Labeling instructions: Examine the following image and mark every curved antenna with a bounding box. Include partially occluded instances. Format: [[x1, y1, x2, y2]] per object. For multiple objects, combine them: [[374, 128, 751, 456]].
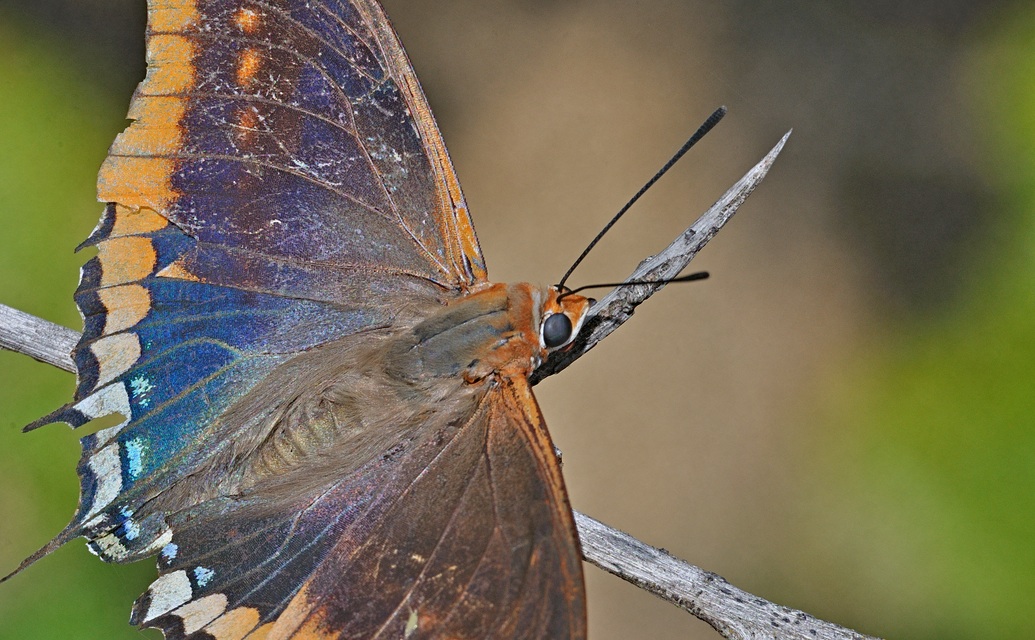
[[557, 271, 709, 302], [556, 106, 727, 289]]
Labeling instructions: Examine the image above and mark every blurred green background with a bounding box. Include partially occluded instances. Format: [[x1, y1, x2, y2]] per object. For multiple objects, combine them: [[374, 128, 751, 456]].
[[1, 1, 1032, 638]]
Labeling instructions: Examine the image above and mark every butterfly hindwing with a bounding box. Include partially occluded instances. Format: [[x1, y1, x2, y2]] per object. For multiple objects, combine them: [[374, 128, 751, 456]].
[[132, 378, 585, 640]]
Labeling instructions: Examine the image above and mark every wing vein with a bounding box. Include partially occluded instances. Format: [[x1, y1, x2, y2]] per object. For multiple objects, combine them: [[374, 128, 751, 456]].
[[368, 438, 490, 639]]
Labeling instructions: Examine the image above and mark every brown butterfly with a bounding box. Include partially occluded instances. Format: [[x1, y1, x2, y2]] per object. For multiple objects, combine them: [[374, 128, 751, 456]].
[[7, 0, 592, 637]]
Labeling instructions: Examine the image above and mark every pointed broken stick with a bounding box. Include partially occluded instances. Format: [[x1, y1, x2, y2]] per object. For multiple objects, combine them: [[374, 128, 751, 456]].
[[0, 133, 877, 640], [533, 131, 788, 383]]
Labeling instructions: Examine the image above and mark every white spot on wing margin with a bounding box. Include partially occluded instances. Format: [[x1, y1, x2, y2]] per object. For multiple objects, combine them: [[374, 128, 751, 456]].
[[144, 570, 194, 623], [172, 593, 229, 634], [84, 442, 122, 519], [92, 333, 142, 387], [75, 382, 131, 420], [76, 383, 131, 447]]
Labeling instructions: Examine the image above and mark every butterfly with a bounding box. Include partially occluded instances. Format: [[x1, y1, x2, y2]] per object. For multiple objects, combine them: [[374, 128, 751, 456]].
[[7, 0, 592, 637]]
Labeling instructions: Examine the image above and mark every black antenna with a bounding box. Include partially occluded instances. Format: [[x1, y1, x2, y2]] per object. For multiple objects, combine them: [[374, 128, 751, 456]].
[[557, 271, 709, 301], [556, 106, 727, 289]]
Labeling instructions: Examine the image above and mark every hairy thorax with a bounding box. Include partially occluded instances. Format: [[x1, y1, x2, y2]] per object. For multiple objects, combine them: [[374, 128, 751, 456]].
[[210, 283, 580, 498]]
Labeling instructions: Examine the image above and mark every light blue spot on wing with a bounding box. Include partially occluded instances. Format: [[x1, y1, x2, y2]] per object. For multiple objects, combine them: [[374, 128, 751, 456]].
[[121, 516, 140, 541], [129, 375, 155, 398], [161, 542, 178, 561], [194, 566, 215, 587], [125, 437, 146, 479]]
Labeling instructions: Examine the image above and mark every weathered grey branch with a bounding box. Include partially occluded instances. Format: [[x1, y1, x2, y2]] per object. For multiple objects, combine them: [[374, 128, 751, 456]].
[[0, 303, 77, 373], [0, 131, 878, 640], [531, 131, 791, 384], [576, 512, 876, 640]]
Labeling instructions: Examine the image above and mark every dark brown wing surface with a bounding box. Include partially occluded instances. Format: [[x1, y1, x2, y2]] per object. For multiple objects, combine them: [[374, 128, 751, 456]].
[[131, 377, 587, 639]]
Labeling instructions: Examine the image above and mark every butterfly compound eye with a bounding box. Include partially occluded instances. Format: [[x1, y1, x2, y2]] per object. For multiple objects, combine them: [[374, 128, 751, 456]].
[[542, 313, 573, 349]]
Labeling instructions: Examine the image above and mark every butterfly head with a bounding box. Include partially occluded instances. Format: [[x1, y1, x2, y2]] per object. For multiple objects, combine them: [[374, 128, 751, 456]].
[[539, 287, 592, 353]]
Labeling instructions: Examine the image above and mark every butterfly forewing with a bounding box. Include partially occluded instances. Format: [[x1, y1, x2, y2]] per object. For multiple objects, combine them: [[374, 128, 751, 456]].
[[100, 0, 486, 294]]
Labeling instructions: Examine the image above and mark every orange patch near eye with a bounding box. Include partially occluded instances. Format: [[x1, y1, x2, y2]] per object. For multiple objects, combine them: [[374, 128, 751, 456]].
[[237, 49, 262, 86], [150, 0, 200, 32], [235, 7, 261, 34], [97, 284, 152, 335], [110, 205, 168, 237], [98, 156, 178, 213], [96, 236, 158, 287], [144, 34, 196, 95]]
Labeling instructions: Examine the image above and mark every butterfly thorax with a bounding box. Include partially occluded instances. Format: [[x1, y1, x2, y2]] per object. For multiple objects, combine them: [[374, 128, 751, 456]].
[[390, 282, 589, 384]]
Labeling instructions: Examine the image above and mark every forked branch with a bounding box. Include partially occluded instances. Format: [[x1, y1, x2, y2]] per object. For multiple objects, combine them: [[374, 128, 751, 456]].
[[0, 132, 878, 639]]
